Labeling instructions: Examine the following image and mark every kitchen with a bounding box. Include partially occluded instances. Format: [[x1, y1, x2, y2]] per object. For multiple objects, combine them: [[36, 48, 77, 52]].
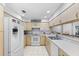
[[0, 3, 79, 56]]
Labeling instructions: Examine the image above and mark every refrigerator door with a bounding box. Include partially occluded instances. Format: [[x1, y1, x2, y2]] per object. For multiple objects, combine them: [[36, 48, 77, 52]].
[[8, 18, 24, 56]]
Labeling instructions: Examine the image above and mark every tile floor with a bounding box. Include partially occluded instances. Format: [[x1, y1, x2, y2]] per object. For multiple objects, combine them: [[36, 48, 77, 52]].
[[24, 46, 48, 56]]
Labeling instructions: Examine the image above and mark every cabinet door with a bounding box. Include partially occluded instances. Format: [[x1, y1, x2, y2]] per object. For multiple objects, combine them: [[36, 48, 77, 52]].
[[32, 22, 40, 28], [40, 23, 49, 30], [0, 32, 3, 56], [50, 41, 58, 56], [0, 5, 4, 56], [0, 5, 4, 31], [26, 22, 32, 30], [26, 35, 31, 46], [61, 4, 79, 23], [58, 48, 68, 56], [40, 36, 46, 46]]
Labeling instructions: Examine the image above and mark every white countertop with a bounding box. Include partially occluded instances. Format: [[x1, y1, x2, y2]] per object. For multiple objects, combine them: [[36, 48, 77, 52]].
[[47, 35, 79, 56]]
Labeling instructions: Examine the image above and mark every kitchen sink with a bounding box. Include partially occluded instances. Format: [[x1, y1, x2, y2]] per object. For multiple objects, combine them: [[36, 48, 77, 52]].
[[48, 36, 62, 40]]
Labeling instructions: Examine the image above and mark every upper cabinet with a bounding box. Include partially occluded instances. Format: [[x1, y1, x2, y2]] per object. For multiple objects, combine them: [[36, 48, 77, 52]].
[[49, 4, 79, 26], [26, 22, 32, 31], [32, 22, 40, 28], [0, 5, 4, 31], [49, 15, 61, 26], [24, 22, 32, 31], [40, 22, 49, 30], [61, 4, 79, 23]]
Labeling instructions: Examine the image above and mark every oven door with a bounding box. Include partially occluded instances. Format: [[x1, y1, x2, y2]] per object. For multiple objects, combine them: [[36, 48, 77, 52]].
[[31, 35, 40, 46]]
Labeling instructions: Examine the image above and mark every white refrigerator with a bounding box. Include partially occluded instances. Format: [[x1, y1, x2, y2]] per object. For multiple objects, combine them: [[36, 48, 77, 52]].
[[4, 17, 24, 56]]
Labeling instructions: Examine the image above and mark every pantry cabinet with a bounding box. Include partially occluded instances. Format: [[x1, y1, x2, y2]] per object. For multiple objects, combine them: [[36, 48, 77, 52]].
[[0, 5, 4, 31], [0, 32, 3, 56], [0, 5, 4, 56]]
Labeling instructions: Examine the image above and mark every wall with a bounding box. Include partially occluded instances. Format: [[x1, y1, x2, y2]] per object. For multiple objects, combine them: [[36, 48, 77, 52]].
[[0, 5, 4, 56]]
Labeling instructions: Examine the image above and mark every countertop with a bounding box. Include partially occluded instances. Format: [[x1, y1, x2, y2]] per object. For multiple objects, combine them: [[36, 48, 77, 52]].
[[47, 34, 79, 56]]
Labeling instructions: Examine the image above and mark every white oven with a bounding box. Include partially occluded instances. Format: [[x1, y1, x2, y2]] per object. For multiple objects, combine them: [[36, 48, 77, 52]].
[[31, 28, 40, 46]]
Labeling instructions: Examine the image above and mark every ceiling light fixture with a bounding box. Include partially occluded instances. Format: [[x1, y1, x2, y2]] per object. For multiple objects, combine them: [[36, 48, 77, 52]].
[[46, 10, 50, 14]]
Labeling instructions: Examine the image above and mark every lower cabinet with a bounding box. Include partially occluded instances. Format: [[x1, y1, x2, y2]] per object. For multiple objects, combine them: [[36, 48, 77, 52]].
[[40, 36, 46, 46], [26, 35, 31, 46], [45, 37, 51, 55], [45, 39, 68, 56], [58, 48, 68, 56], [49, 41, 58, 56], [0, 32, 3, 56]]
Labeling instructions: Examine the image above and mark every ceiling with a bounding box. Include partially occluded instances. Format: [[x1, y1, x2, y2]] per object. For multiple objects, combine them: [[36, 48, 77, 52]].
[[5, 3, 64, 20]]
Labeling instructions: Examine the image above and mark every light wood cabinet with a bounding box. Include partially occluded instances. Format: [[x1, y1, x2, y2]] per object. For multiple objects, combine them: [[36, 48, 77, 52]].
[[45, 37, 51, 55], [61, 4, 79, 23], [23, 22, 32, 31], [26, 22, 32, 31], [0, 32, 3, 56], [32, 22, 40, 28], [49, 4, 79, 26], [40, 22, 49, 30], [40, 36, 46, 46], [26, 35, 31, 46], [0, 5, 4, 56], [0, 5, 4, 31], [58, 48, 68, 56]]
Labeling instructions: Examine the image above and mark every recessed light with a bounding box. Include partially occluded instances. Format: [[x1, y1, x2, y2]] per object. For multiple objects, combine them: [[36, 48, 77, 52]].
[[46, 10, 50, 14]]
